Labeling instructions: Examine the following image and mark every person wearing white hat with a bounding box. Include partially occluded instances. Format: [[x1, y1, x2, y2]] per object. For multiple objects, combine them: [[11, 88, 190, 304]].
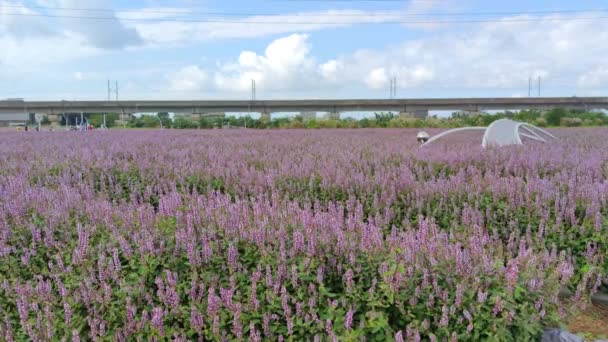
[[417, 131, 429, 143]]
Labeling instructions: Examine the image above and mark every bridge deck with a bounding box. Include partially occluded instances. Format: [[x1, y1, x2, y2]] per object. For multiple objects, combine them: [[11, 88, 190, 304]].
[[0, 97, 606, 115]]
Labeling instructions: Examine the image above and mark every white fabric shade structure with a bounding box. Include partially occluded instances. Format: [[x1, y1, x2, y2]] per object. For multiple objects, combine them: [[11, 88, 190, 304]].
[[421, 119, 557, 148]]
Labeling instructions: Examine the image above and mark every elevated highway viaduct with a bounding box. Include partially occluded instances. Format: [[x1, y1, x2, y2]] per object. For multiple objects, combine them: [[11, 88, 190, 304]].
[[0, 97, 606, 122]]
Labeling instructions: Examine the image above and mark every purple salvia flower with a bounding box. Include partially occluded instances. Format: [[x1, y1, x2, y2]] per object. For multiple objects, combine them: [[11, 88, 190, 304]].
[[493, 296, 503, 316], [343, 268, 354, 293], [212, 316, 220, 336], [151, 307, 164, 334], [232, 304, 243, 339], [325, 318, 332, 334], [228, 244, 238, 268], [207, 287, 220, 317], [72, 330, 80, 342], [262, 313, 271, 337], [477, 289, 488, 303], [345, 308, 354, 330], [291, 264, 298, 288], [439, 305, 449, 327], [63, 302, 72, 326], [190, 307, 203, 331]]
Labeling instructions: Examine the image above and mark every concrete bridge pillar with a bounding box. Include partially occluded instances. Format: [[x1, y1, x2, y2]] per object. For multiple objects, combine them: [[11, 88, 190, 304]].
[[413, 109, 428, 118], [300, 111, 316, 120], [200, 112, 226, 119], [460, 106, 482, 116], [260, 111, 271, 121], [115, 110, 130, 127], [463, 110, 482, 117], [399, 109, 428, 119], [327, 111, 340, 120], [398, 111, 412, 118], [47, 113, 62, 126]]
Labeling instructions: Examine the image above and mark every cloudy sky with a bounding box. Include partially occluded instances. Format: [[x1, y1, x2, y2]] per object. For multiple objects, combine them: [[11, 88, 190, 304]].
[[1, 0, 607, 100]]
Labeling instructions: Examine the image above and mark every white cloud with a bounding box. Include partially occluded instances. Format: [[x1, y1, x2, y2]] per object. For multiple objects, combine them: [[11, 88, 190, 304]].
[[0, 1, 56, 38], [0, 32, 97, 72], [116, 7, 192, 20], [577, 66, 608, 88], [168, 65, 208, 91], [47, 0, 142, 49], [4, 1, 608, 99], [129, 9, 421, 46], [126, 0, 449, 46], [366, 68, 389, 90], [161, 13, 608, 98], [319, 60, 343, 83], [0, 0, 142, 82], [1, 0, 142, 49], [214, 33, 318, 92]]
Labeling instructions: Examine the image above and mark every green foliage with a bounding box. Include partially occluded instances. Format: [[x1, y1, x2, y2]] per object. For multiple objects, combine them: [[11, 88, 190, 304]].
[[128, 114, 164, 128], [560, 117, 583, 127], [87, 113, 119, 128], [158, 112, 171, 125], [545, 108, 568, 126], [374, 112, 396, 128], [172, 109, 607, 130], [173, 117, 199, 129], [0, 214, 561, 341], [43, 109, 608, 131]]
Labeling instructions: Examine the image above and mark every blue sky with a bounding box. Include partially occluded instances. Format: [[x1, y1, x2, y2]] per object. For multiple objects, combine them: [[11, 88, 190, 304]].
[[1, 0, 608, 103]]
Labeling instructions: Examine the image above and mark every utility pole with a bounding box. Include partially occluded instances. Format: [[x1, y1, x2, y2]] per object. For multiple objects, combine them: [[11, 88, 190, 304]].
[[107, 80, 119, 100], [251, 79, 256, 101], [528, 76, 531, 97], [389, 77, 397, 99], [394, 77, 397, 97], [104, 80, 119, 129], [537, 76, 541, 97]]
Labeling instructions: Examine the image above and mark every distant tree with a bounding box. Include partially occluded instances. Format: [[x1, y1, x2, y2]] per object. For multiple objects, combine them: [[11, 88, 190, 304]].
[[88, 113, 119, 128], [173, 117, 198, 129], [374, 112, 395, 128], [128, 114, 162, 128], [158, 113, 171, 128], [358, 118, 372, 128], [544, 108, 567, 126], [198, 117, 214, 129]]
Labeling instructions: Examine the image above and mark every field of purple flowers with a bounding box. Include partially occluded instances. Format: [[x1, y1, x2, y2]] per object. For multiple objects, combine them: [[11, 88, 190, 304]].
[[0, 128, 606, 341]]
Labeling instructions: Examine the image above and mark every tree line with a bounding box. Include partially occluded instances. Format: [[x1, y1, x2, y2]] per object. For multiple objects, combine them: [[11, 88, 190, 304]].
[[39, 108, 608, 129]]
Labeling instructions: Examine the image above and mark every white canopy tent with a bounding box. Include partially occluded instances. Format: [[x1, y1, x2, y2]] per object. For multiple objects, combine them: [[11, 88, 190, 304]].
[[421, 119, 557, 148]]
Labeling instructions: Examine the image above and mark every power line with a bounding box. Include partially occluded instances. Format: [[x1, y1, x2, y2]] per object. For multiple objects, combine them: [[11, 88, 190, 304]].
[[284, 0, 431, 1], [1, 3, 605, 17], [1, 11, 608, 24]]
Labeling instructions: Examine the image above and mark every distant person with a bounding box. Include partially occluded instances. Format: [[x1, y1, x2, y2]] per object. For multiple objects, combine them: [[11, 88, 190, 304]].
[[24, 125, 28, 132]]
